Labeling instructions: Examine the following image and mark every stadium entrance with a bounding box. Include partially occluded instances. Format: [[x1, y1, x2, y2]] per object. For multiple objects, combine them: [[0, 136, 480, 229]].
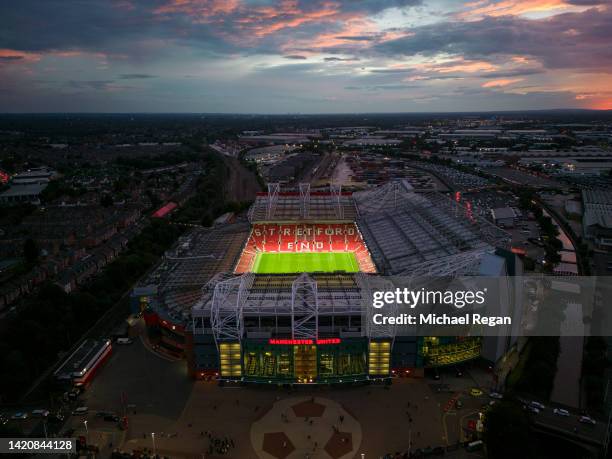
[[294, 344, 317, 383], [233, 338, 381, 384]]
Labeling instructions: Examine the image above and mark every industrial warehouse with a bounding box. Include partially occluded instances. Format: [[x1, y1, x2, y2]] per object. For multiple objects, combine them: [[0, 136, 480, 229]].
[[131, 180, 520, 384]]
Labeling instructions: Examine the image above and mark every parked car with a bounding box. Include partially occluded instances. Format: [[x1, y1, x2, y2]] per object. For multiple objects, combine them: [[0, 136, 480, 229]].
[[31, 409, 50, 418], [116, 338, 133, 345], [579, 416, 596, 425], [530, 401, 546, 410], [553, 408, 570, 417], [72, 407, 88, 416], [489, 391, 503, 400], [11, 412, 28, 420]]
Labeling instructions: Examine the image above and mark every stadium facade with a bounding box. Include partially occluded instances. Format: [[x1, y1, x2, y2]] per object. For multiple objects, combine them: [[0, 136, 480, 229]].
[[131, 180, 520, 385]]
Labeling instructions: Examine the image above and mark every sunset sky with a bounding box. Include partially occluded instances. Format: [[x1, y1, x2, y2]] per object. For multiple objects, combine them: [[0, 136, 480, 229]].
[[1, 0, 611, 113]]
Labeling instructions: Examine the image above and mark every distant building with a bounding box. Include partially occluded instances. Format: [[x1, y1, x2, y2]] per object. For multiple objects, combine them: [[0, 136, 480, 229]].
[[0, 183, 48, 205], [490, 207, 517, 228], [582, 190, 612, 251], [342, 138, 402, 147], [564, 200, 582, 218], [11, 166, 57, 185]]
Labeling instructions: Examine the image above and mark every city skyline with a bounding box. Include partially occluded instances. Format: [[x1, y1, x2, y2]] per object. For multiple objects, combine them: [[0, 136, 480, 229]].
[[1, 0, 612, 113]]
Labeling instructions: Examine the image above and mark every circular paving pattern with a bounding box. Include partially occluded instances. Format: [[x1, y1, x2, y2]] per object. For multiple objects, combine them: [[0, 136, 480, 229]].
[[251, 397, 362, 459]]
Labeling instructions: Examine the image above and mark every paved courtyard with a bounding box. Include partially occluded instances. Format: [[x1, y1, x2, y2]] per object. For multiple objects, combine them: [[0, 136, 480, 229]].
[[68, 338, 490, 458]]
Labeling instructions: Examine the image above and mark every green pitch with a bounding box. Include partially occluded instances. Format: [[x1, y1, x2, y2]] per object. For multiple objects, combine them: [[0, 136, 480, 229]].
[[252, 252, 359, 274]]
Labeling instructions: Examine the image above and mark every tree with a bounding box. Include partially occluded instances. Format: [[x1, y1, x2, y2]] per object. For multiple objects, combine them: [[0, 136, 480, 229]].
[[484, 402, 531, 458], [23, 238, 39, 264], [100, 193, 114, 207]]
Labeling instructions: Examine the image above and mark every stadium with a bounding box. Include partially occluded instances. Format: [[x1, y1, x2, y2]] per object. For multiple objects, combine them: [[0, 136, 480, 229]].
[[132, 180, 519, 384]]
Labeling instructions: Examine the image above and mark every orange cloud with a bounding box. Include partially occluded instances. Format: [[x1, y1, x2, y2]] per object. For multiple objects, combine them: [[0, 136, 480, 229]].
[[0, 49, 41, 63], [482, 78, 524, 87], [590, 99, 612, 110], [435, 60, 497, 73], [250, 3, 341, 38], [154, 0, 240, 18]]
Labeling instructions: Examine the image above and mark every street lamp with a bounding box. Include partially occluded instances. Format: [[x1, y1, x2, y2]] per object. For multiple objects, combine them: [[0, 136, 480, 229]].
[[408, 429, 412, 455], [151, 432, 156, 458]]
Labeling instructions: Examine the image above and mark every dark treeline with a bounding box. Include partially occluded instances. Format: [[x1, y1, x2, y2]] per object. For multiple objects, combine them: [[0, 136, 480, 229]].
[[174, 152, 234, 226], [2, 111, 612, 143], [114, 150, 200, 170], [0, 220, 183, 401]]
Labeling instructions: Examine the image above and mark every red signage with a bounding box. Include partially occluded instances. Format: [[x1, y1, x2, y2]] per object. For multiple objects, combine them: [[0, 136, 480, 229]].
[[269, 339, 313, 345], [268, 338, 342, 345], [316, 338, 341, 345]]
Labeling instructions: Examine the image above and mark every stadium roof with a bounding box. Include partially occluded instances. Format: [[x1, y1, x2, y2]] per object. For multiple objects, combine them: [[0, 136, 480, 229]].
[[137, 223, 250, 324], [139, 180, 510, 330], [354, 181, 509, 275], [248, 183, 357, 222]]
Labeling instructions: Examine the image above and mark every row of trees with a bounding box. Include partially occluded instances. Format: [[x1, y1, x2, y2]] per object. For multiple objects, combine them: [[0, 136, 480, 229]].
[[174, 152, 231, 227], [114, 150, 200, 170]]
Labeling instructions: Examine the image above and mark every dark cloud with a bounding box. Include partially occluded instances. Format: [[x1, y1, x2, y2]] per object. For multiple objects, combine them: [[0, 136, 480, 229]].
[[335, 35, 377, 41], [119, 73, 157, 79], [337, 0, 422, 13], [566, 0, 605, 4], [345, 83, 418, 91], [284, 55, 308, 60], [375, 7, 612, 71], [66, 80, 111, 90], [0, 56, 24, 61]]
